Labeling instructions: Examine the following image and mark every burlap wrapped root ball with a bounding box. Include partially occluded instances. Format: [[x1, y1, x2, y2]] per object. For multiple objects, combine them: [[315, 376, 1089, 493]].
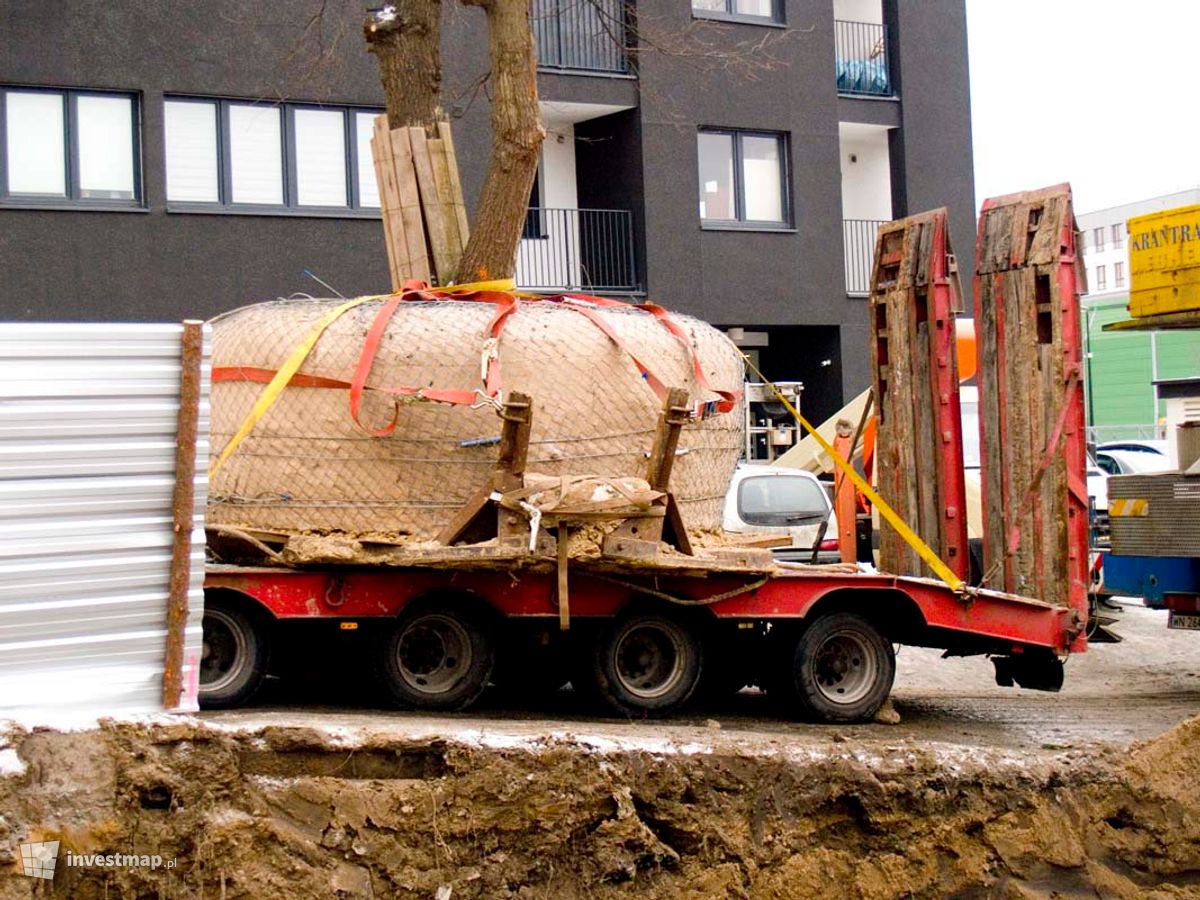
[[207, 296, 746, 539]]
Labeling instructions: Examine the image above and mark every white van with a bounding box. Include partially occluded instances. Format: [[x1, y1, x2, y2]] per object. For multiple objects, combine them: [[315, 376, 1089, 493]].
[[722, 464, 839, 563]]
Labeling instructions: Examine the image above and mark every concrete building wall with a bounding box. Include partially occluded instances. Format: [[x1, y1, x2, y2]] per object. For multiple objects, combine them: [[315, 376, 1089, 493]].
[[1, 0, 977, 418]]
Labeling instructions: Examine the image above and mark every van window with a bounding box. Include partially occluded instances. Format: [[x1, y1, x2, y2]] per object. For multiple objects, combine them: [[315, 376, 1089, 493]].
[[737, 475, 828, 526]]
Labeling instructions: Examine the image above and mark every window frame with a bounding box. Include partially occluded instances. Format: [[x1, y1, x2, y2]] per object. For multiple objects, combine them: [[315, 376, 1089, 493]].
[[1096, 264, 1107, 290], [698, 127, 791, 230], [0, 85, 143, 209], [1111, 223, 1124, 248], [691, 0, 785, 27], [1114, 260, 1125, 288], [1093, 227, 1104, 252], [164, 95, 383, 217]]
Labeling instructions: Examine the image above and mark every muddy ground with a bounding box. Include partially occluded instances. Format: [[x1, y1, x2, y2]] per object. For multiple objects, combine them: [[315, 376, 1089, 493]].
[[2, 602, 1198, 898]]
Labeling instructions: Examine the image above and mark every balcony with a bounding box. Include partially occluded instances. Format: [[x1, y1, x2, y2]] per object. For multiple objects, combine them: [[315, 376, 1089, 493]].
[[533, 0, 629, 75], [516, 207, 638, 293], [834, 19, 891, 97], [843, 218, 885, 296]]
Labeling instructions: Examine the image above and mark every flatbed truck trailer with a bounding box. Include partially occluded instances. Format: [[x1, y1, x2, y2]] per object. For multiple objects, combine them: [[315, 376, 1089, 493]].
[[201, 560, 1080, 724], [197, 192, 1090, 724]]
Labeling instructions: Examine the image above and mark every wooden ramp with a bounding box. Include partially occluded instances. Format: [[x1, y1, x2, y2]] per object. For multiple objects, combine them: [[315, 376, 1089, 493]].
[[868, 208, 969, 581], [973, 184, 1088, 634]]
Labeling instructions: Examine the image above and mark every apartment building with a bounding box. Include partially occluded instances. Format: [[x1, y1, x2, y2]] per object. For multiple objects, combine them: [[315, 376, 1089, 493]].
[[0, 0, 975, 423]]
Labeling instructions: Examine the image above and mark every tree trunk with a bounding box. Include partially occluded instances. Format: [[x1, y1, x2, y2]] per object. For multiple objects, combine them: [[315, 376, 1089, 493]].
[[453, 0, 544, 283], [364, 2, 443, 132]]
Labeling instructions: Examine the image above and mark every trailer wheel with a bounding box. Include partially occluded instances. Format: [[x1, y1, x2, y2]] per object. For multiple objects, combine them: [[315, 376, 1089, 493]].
[[774, 612, 894, 723], [590, 611, 702, 717], [200, 596, 269, 709], [379, 598, 494, 711]]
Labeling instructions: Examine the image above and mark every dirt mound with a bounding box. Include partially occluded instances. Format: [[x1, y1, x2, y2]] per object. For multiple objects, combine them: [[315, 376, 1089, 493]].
[[2, 717, 1199, 898]]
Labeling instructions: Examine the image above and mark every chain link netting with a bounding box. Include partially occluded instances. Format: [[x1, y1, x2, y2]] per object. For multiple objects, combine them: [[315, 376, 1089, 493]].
[[208, 298, 745, 539]]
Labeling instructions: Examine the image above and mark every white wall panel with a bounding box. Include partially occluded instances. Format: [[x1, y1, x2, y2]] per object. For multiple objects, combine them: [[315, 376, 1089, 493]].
[[0, 323, 209, 724]]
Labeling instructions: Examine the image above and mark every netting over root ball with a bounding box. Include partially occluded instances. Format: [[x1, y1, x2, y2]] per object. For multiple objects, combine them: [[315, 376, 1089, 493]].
[[207, 294, 746, 539]]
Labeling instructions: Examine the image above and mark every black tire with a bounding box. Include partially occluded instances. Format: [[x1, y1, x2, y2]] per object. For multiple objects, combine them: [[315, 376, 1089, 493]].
[[199, 595, 269, 709], [378, 597, 495, 711], [589, 610, 703, 717], [771, 612, 894, 723]]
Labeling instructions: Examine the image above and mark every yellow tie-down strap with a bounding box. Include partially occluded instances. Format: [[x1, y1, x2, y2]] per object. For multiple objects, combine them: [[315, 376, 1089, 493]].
[[209, 278, 518, 478], [742, 355, 966, 593]]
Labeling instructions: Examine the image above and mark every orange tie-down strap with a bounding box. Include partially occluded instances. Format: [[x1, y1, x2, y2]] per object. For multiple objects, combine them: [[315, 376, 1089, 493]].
[[212, 283, 741, 438]]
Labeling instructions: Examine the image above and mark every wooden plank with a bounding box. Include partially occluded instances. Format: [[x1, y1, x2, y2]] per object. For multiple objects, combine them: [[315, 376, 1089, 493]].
[[494, 392, 533, 489], [609, 387, 691, 551], [913, 317, 938, 575], [437, 119, 471, 249], [975, 185, 1085, 612], [978, 274, 1007, 581], [1012, 266, 1038, 595], [162, 320, 204, 710], [371, 115, 408, 291], [663, 495, 694, 556], [390, 126, 432, 284], [436, 392, 533, 546], [557, 522, 570, 631], [409, 126, 453, 283], [428, 136, 465, 272], [434, 490, 494, 547]]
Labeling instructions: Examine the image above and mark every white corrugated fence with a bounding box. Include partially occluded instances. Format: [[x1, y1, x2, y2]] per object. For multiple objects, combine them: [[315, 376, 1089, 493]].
[[0, 323, 209, 723]]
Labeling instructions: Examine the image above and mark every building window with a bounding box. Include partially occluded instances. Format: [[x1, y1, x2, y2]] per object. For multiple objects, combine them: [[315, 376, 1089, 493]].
[[1093, 227, 1104, 252], [1114, 261, 1125, 288], [1111, 223, 1123, 248], [1, 87, 140, 206], [692, 0, 782, 25], [164, 97, 382, 212], [697, 129, 789, 227], [1096, 264, 1107, 290]]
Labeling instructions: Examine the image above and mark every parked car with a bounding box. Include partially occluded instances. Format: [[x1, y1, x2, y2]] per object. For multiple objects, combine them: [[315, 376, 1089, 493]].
[[1095, 447, 1173, 476], [1096, 439, 1168, 458], [722, 464, 839, 563]]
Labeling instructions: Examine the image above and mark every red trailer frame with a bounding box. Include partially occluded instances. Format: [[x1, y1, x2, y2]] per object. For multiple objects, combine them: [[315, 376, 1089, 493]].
[[203, 560, 1081, 723], [206, 565, 1077, 652]]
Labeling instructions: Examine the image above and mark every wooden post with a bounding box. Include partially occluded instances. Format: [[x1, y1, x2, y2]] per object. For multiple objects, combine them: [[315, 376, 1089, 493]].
[[557, 522, 570, 631], [162, 320, 204, 709], [435, 392, 533, 547], [605, 388, 694, 556]]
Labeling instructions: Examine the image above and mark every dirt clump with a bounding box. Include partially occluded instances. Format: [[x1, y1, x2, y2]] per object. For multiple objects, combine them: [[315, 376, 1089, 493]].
[[1, 716, 1199, 898]]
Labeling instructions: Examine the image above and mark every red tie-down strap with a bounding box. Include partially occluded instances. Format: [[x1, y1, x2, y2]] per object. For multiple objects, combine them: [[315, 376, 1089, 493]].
[[557, 293, 742, 417], [345, 282, 518, 435], [213, 284, 741, 436]]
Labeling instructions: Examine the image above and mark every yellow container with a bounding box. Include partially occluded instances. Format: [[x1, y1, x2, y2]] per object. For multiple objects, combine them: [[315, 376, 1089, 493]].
[[1127, 203, 1200, 317]]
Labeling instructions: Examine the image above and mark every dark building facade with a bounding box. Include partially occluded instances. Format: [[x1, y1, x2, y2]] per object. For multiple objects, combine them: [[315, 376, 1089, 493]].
[[0, 0, 974, 423]]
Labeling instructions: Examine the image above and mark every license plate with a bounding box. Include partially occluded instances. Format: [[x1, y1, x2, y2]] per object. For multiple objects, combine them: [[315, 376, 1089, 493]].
[[1167, 612, 1200, 631]]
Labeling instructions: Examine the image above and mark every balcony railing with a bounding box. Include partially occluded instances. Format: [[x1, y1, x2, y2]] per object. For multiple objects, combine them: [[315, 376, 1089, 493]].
[[843, 218, 886, 295], [517, 207, 638, 293], [533, 0, 629, 74], [835, 20, 891, 96]]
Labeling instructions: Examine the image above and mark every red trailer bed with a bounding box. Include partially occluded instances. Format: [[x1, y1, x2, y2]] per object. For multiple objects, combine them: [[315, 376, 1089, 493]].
[[202, 561, 1079, 723]]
